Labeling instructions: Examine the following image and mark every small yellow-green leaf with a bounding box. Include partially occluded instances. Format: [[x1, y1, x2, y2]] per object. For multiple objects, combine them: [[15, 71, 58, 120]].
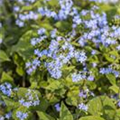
[[1, 72, 13, 82], [37, 111, 55, 120], [79, 116, 105, 120], [60, 102, 73, 120], [0, 50, 10, 62]]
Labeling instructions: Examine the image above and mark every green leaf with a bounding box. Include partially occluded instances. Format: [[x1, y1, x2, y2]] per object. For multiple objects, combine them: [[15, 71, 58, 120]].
[[62, 66, 75, 71], [45, 80, 63, 92], [13, 53, 24, 76], [109, 85, 119, 93], [55, 21, 72, 32], [0, 50, 10, 62], [11, 30, 34, 60], [66, 87, 79, 106], [60, 102, 73, 120], [16, 66, 24, 76], [48, 0, 58, 6], [1, 72, 13, 83], [100, 4, 118, 20], [106, 74, 116, 85], [104, 54, 114, 62], [17, 87, 28, 97], [79, 116, 105, 120], [37, 111, 55, 120], [86, 81, 97, 90], [2, 96, 19, 110], [34, 97, 49, 112], [40, 22, 53, 31], [21, 5, 33, 11], [87, 96, 116, 120], [114, 109, 120, 120]]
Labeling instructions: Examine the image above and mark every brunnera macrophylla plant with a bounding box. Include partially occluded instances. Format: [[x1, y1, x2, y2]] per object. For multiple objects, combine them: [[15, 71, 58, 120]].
[[1, 0, 120, 120]]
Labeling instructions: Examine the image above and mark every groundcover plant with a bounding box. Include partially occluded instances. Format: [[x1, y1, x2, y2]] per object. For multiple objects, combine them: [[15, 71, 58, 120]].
[[1, 0, 120, 120]]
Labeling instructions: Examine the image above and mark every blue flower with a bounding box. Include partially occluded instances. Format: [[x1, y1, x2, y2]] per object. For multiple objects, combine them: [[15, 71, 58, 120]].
[[19, 99, 25, 104], [91, 50, 96, 55], [13, 6, 20, 12], [73, 15, 82, 25], [0, 38, 2, 44], [31, 38, 37, 46], [55, 103, 60, 112], [118, 101, 120, 107], [87, 75, 94, 81], [16, 111, 28, 120], [38, 28, 46, 35], [16, 20, 24, 27], [0, 82, 12, 97], [92, 63, 97, 67], [72, 72, 84, 82], [5, 112, 12, 119], [19, 89, 40, 108], [32, 59, 40, 67], [116, 45, 120, 50], [79, 91, 87, 98], [78, 103, 88, 111], [0, 116, 4, 120], [75, 51, 87, 63], [50, 29, 57, 38]]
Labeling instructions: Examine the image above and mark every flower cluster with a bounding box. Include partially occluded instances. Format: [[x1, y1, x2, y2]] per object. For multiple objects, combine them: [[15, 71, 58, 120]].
[[13, 0, 38, 27], [0, 112, 12, 120], [100, 67, 119, 77], [72, 71, 94, 82], [78, 8, 120, 48], [24, 2, 120, 81], [78, 103, 88, 112], [26, 58, 40, 75], [38, 0, 73, 20], [16, 111, 28, 120], [0, 82, 18, 97], [0, 83, 39, 119], [79, 89, 95, 99], [0, 82, 13, 97], [26, 27, 88, 79], [19, 89, 40, 108], [16, 11, 38, 27]]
